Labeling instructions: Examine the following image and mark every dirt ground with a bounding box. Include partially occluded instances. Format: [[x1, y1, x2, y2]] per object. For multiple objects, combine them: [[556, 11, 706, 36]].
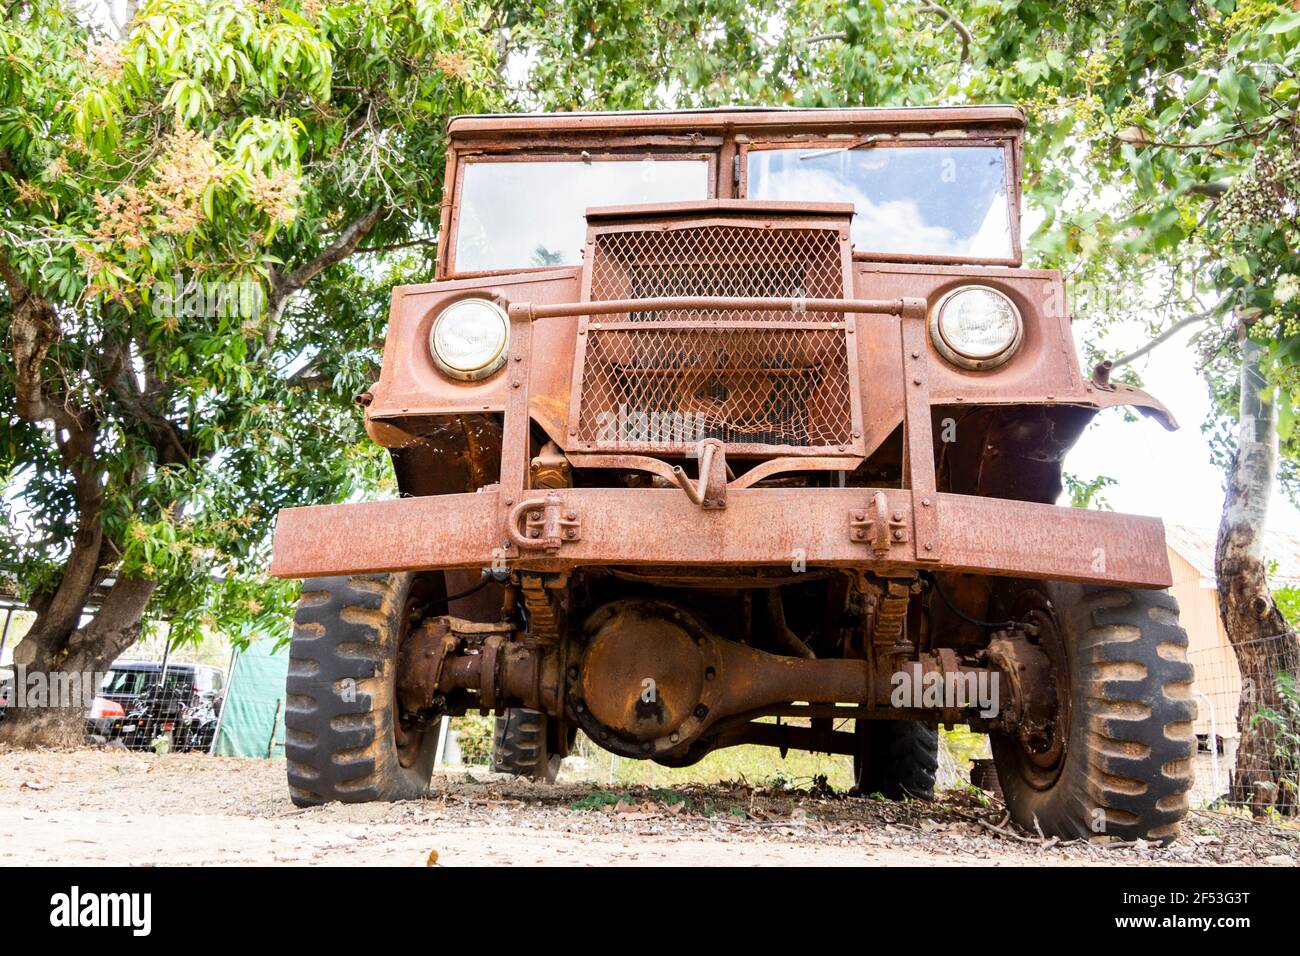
[[3, 747, 1299, 867]]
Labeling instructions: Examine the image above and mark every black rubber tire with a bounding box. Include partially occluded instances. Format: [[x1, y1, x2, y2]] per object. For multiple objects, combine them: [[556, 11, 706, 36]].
[[989, 582, 1195, 843], [853, 720, 939, 801], [492, 708, 562, 783], [285, 574, 437, 806]]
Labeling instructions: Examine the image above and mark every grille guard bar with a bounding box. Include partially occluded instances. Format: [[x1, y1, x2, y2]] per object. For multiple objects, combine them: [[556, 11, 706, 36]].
[[271, 292, 1174, 589], [507, 295, 925, 321]]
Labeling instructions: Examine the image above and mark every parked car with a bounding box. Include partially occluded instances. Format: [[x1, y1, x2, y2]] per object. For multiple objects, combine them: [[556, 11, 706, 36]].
[[85, 661, 225, 746]]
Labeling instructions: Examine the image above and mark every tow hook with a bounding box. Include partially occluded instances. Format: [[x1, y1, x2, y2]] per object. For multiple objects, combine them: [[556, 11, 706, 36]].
[[507, 493, 581, 551], [671, 438, 727, 510]]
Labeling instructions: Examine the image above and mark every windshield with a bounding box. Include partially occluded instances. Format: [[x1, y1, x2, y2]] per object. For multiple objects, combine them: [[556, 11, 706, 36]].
[[101, 669, 152, 696], [100, 667, 195, 697], [453, 157, 711, 272], [747, 144, 1013, 260]]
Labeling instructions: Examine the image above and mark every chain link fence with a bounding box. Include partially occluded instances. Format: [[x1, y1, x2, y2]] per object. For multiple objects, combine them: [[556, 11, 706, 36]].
[[1189, 633, 1300, 816]]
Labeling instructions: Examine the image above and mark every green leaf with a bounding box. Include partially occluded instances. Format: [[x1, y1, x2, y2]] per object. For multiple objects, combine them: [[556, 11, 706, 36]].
[[1279, 399, 1295, 442], [1218, 66, 1240, 108], [1264, 11, 1300, 35]]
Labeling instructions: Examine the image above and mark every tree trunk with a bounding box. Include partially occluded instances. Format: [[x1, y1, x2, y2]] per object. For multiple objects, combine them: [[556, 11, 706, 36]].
[[0, 575, 157, 748], [1215, 333, 1300, 815], [0, 463, 106, 748], [1, 252, 166, 748]]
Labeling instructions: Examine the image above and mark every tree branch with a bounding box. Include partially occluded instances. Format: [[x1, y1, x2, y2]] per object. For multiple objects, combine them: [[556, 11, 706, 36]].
[[1107, 297, 1229, 370], [106, 342, 192, 466], [107, 0, 142, 39], [356, 235, 438, 254], [266, 204, 385, 339], [0, 250, 86, 433], [918, 3, 972, 63], [1117, 115, 1283, 151], [71, 574, 157, 668], [803, 1, 974, 61]]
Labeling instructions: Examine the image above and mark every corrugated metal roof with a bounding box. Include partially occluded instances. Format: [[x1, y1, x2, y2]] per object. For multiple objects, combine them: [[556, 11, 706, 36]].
[[1166, 524, 1300, 588]]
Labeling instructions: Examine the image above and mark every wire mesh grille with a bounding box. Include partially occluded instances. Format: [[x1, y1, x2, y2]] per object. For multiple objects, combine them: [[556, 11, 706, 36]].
[[576, 222, 854, 449], [576, 326, 853, 447], [589, 224, 845, 308]]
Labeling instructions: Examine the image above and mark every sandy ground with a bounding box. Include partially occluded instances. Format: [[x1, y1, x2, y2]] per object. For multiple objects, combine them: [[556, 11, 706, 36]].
[[3, 747, 1299, 867]]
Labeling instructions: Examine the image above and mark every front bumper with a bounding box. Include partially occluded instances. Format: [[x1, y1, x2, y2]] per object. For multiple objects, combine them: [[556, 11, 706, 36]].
[[270, 485, 1172, 588]]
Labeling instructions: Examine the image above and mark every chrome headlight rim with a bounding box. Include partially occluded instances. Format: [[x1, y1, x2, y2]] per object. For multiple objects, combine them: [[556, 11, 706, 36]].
[[429, 297, 510, 382], [928, 285, 1023, 371]]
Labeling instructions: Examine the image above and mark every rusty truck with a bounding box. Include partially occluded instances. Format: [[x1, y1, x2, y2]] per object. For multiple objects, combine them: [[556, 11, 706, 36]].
[[271, 107, 1195, 842]]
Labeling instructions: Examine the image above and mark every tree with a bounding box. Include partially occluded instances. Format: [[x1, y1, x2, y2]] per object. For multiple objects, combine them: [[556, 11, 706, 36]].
[[966, 0, 1300, 814], [0, 0, 498, 745], [494, 0, 976, 111]]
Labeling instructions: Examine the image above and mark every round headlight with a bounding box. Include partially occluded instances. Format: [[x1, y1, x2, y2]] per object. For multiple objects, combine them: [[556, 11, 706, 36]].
[[429, 298, 509, 381], [930, 286, 1023, 370]]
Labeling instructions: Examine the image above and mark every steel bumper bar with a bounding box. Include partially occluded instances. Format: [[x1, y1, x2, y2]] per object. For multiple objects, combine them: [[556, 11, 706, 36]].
[[269, 487, 1172, 588]]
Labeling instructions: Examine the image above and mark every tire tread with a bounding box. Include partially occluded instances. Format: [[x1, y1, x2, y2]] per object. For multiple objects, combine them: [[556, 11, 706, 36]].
[[285, 574, 433, 806]]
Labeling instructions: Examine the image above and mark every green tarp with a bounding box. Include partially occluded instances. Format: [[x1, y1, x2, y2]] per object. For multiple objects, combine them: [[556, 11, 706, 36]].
[[213, 638, 287, 758]]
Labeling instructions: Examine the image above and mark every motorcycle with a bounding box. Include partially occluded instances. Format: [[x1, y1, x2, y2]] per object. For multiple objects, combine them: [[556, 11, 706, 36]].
[[119, 680, 217, 753]]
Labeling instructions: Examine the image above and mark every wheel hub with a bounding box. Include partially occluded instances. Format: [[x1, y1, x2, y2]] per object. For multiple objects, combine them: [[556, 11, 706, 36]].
[[394, 592, 437, 768], [987, 596, 1069, 787]]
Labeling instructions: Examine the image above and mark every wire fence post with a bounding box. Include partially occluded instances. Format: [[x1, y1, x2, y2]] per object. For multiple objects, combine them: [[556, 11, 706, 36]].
[[1193, 689, 1219, 799], [208, 646, 238, 755], [433, 716, 450, 769]]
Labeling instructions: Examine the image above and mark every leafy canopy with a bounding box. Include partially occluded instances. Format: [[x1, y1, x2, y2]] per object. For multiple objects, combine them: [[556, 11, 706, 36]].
[[0, 0, 499, 644]]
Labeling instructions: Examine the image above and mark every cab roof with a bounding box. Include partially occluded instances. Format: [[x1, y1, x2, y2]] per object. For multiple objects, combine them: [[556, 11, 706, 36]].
[[448, 105, 1025, 139]]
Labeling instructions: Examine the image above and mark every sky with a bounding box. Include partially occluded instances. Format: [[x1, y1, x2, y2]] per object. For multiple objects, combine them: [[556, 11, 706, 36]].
[[1064, 323, 1300, 535]]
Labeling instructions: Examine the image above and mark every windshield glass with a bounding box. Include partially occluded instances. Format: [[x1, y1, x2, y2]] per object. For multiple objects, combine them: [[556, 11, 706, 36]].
[[747, 144, 1013, 259], [454, 158, 711, 272], [100, 667, 197, 697], [101, 669, 152, 696]]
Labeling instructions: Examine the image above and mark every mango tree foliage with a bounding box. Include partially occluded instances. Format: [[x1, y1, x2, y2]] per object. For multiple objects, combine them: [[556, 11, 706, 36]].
[[0, 0, 498, 746], [496, 0, 978, 110], [965, 0, 1297, 424]]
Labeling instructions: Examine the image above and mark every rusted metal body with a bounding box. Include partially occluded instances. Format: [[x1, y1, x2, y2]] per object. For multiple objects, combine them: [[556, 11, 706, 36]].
[[272, 106, 1181, 766]]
